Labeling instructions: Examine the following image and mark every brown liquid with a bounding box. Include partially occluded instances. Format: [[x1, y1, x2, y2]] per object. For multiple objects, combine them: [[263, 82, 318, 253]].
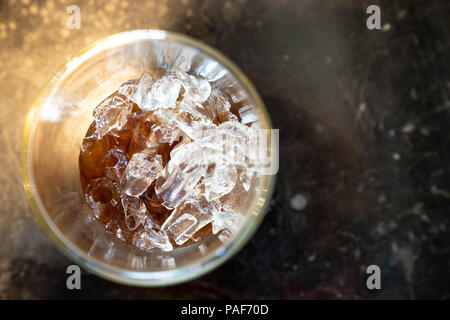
[[79, 92, 211, 248]]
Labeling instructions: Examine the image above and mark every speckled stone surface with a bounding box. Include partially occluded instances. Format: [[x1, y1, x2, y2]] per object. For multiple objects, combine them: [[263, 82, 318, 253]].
[[0, 0, 449, 299]]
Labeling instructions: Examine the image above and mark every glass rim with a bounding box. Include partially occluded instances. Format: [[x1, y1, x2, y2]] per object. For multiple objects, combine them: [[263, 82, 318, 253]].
[[21, 29, 276, 286]]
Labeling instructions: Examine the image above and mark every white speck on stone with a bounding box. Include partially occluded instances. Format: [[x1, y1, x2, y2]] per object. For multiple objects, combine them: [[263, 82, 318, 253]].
[[402, 123, 415, 133], [290, 193, 308, 211], [420, 127, 430, 136], [382, 23, 391, 31], [410, 88, 419, 100], [378, 194, 386, 203], [358, 102, 367, 112], [393, 153, 401, 160], [397, 10, 407, 20]]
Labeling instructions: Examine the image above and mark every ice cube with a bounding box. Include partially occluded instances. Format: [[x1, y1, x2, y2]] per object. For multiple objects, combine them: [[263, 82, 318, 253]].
[[133, 229, 173, 252], [152, 105, 214, 141], [134, 72, 157, 108], [218, 121, 250, 142], [217, 108, 238, 123], [217, 121, 250, 166], [155, 164, 206, 209], [212, 210, 241, 234], [165, 213, 197, 244], [128, 121, 160, 155], [118, 79, 138, 102], [189, 121, 216, 140], [167, 141, 204, 173], [178, 98, 212, 122], [162, 193, 220, 245], [92, 201, 117, 225], [85, 177, 120, 209], [102, 148, 128, 182], [171, 110, 201, 140], [122, 152, 163, 197], [140, 74, 182, 110], [149, 107, 192, 140], [202, 89, 231, 123], [103, 116, 137, 151], [238, 105, 258, 125], [237, 166, 254, 191], [149, 122, 181, 145], [176, 71, 211, 102], [93, 93, 133, 139], [219, 179, 249, 214], [204, 164, 238, 201], [121, 194, 148, 230]]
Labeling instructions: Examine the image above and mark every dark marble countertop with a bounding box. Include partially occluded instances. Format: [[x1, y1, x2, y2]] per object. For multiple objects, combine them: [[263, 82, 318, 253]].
[[0, 0, 449, 299]]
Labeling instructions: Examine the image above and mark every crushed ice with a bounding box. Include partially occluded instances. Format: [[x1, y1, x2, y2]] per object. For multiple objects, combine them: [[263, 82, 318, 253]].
[[89, 71, 262, 251]]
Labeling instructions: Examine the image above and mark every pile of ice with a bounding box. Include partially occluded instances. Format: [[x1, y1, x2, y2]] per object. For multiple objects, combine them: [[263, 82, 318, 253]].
[[92, 71, 262, 252]]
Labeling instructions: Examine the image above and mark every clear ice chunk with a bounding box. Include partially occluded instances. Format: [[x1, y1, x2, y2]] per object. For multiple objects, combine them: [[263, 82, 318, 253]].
[[212, 210, 241, 234], [140, 74, 182, 111], [165, 213, 197, 244], [162, 192, 220, 245], [218, 121, 250, 142], [133, 229, 173, 252], [149, 122, 181, 144], [93, 94, 133, 139], [190, 122, 218, 142], [150, 107, 194, 140], [121, 194, 148, 230], [176, 71, 211, 103], [122, 152, 163, 197], [167, 141, 204, 173], [128, 121, 159, 155], [152, 104, 214, 141], [202, 89, 232, 123], [217, 121, 250, 166], [102, 148, 128, 182], [219, 179, 249, 214], [134, 72, 157, 108], [237, 166, 254, 192], [155, 164, 206, 209], [171, 110, 202, 140], [238, 105, 258, 125], [85, 177, 120, 208], [178, 98, 212, 122], [217, 108, 239, 123], [204, 164, 238, 201], [118, 79, 138, 102]]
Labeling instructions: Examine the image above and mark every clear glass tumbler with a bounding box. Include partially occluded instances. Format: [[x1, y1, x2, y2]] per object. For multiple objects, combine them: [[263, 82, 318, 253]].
[[22, 30, 275, 286]]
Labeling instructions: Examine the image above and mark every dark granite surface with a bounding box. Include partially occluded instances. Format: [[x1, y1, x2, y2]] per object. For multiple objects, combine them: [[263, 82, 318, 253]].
[[0, 0, 449, 299]]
